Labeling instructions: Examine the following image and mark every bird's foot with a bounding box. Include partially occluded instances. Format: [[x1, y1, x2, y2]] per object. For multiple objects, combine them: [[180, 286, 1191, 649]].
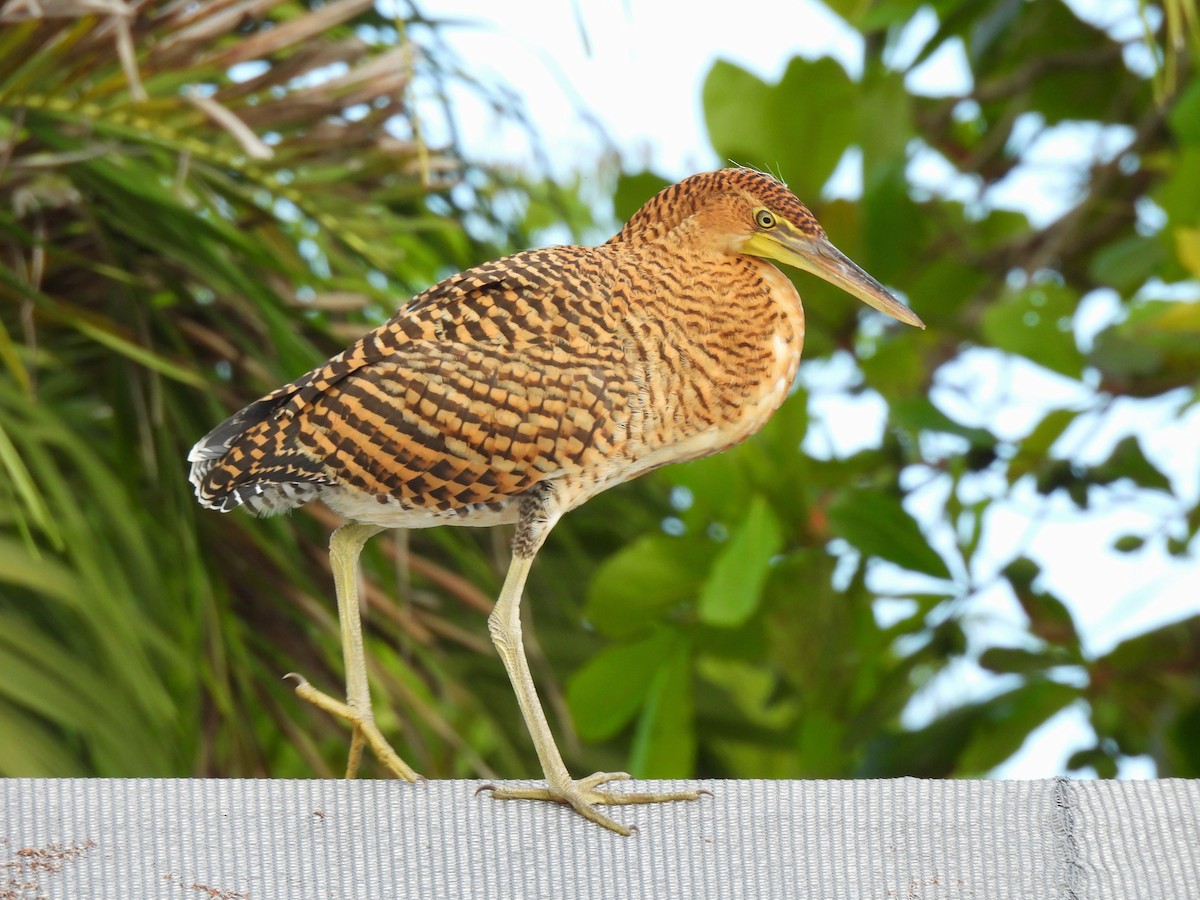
[[285, 673, 421, 782], [478, 771, 706, 836]]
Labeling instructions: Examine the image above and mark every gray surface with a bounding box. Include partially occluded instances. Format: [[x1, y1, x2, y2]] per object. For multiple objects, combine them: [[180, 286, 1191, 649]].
[[1, 777, 1197, 898]]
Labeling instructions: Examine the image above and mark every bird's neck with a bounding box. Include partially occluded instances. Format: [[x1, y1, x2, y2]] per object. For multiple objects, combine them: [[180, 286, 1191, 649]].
[[606, 183, 708, 247]]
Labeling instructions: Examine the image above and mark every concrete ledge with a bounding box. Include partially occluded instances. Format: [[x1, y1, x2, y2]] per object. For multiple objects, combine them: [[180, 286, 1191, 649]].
[[2, 777, 1197, 898]]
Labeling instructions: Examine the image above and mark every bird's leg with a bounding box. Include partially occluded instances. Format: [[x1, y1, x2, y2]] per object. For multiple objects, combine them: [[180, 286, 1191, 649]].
[[480, 494, 703, 835], [288, 522, 420, 782]]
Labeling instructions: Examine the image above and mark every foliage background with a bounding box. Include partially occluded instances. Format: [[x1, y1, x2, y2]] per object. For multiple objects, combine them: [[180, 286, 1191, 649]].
[[0, 0, 1197, 783]]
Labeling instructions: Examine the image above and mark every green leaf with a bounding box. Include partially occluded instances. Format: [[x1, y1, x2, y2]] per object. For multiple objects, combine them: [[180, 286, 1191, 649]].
[[1089, 235, 1168, 293], [667, 450, 753, 526], [0, 537, 80, 602], [889, 397, 994, 448], [861, 333, 928, 401], [864, 682, 1078, 777], [861, 70, 913, 175], [1066, 746, 1119, 778], [859, 706, 973, 778], [566, 630, 675, 742], [979, 645, 1075, 674], [981, 283, 1084, 378], [797, 709, 847, 776], [0, 423, 62, 549], [0, 267, 204, 386], [1022, 408, 1079, 457], [629, 638, 695, 778], [702, 59, 774, 168], [1003, 558, 1080, 646], [1167, 535, 1191, 557], [1155, 147, 1200, 231], [862, 161, 922, 284], [957, 682, 1079, 773], [828, 0, 917, 28], [1009, 408, 1079, 481], [996, 1, 1136, 125], [702, 57, 857, 200], [1093, 436, 1171, 493], [1176, 227, 1200, 279], [1169, 78, 1200, 145], [585, 535, 701, 639], [1090, 298, 1200, 394], [697, 495, 785, 627], [1113, 534, 1146, 553], [903, 251, 990, 324], [828, 488, 952, 580], [0, 702, 82, 776], [761, 550, 859, 690], [1168, 704, 1200, 777]]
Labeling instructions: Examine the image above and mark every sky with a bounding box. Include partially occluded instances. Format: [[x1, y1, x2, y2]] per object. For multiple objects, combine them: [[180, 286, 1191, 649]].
[[409, 0, 863, 176], [401, 0, 1198, 779]]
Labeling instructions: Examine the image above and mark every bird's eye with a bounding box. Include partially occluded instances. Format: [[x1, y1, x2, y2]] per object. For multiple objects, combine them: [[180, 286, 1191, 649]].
[[755, 209, 777, 229]]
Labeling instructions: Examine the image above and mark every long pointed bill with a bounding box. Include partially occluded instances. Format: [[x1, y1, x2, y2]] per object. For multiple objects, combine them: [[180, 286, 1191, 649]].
[[745, 228, 925, 329]]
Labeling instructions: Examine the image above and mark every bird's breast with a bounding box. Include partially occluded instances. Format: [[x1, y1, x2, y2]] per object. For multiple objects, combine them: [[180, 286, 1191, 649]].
[[613, 254, 806, 478]]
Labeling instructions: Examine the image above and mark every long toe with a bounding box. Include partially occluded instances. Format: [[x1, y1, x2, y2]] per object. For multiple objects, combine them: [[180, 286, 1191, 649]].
[[482, 772, 706, 835], [288, 674, 421, 782]]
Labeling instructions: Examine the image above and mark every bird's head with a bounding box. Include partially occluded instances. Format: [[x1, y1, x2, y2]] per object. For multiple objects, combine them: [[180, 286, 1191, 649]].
[[724, 168, 924, 329], [615, 168, 924, 330]]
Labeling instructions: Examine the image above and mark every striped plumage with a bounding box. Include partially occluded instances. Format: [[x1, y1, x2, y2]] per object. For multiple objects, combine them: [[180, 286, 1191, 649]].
[[190, 168, 813, 527], [188, 167, 923, 835]]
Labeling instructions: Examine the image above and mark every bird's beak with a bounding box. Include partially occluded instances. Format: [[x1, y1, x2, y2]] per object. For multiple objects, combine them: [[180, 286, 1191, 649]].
[[745, 228, 925, 329]]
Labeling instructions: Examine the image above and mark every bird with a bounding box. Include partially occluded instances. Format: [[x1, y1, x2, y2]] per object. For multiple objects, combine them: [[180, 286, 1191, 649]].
[[188, 167, 924, 834]]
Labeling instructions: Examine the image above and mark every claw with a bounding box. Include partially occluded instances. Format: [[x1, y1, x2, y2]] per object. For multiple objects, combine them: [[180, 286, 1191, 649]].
[[483, 773, 705, 836], [289, 671, 422, 782]]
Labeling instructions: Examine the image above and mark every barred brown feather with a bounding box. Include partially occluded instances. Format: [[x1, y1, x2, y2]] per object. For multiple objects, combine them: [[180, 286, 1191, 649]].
[[188, 168, 821, 527]]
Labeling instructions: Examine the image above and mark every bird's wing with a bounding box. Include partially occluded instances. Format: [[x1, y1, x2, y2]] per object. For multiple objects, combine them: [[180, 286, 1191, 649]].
[[191, 245, 636, 513]]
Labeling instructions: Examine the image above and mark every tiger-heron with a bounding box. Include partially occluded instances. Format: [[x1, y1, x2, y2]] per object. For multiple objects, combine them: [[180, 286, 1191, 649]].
[[189, 168, 924, 834]]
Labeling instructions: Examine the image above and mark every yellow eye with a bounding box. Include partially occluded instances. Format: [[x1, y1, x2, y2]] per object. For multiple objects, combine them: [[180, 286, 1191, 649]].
[[755, 209, 777, 229]]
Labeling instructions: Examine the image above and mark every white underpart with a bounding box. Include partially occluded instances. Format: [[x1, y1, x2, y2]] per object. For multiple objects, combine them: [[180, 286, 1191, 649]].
[[322, 490, 522, 530]]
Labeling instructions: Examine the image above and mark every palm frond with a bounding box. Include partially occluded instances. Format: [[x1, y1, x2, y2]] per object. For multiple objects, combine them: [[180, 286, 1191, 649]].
[[0, 0, 567, 776]]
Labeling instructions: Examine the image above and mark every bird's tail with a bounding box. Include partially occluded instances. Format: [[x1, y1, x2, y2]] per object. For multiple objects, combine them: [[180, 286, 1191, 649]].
[[188, 387, 328, 516]]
